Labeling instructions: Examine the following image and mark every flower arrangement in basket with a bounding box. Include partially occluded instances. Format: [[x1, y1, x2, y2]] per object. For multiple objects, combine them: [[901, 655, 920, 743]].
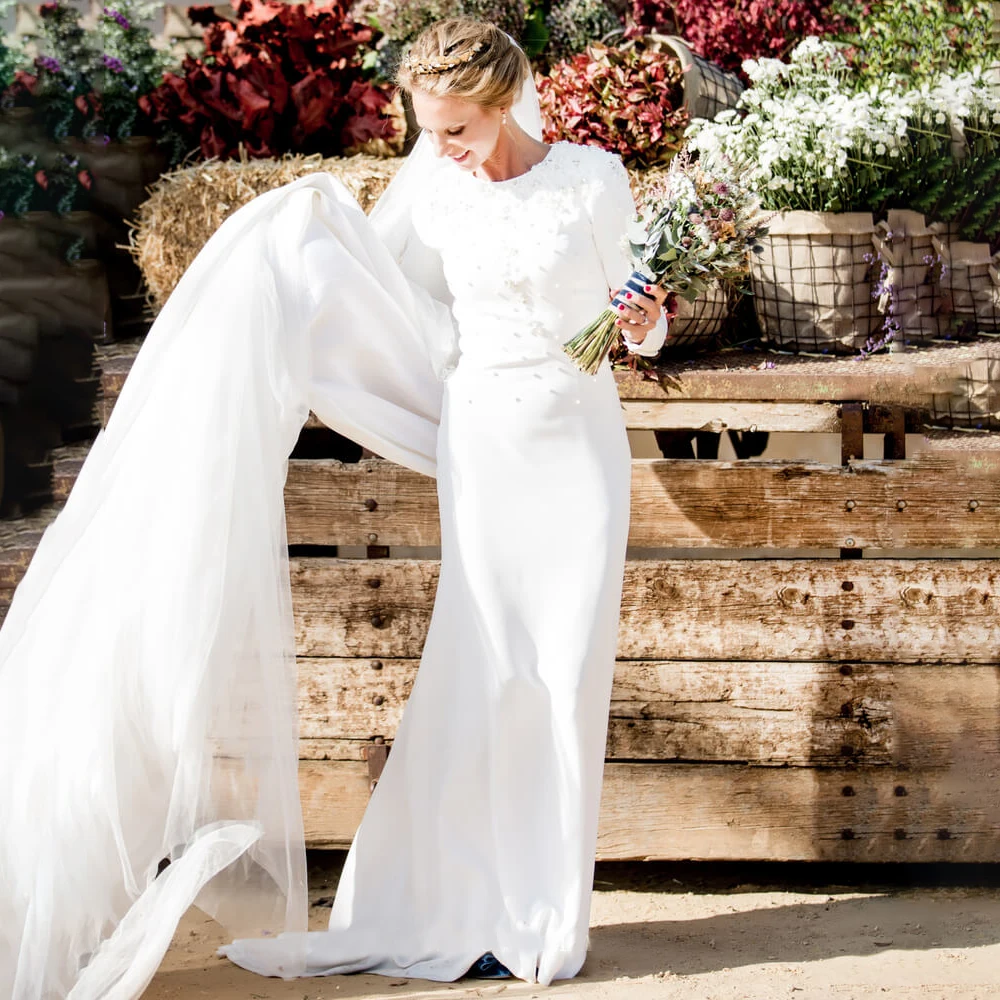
[[565, 151, 769, 374], [536, 40, 688, 169]]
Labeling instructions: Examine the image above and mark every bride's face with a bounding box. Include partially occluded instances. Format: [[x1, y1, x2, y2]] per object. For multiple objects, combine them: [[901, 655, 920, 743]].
[[410, 90, 504, 171]]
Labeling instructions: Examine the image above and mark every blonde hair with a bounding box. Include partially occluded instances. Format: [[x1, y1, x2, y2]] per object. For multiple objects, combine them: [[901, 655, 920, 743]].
[[396, 18, 529, 109]]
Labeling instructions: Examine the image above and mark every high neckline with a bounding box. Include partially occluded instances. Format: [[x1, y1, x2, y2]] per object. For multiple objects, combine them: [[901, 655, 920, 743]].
[[463, 141, 562, 187]]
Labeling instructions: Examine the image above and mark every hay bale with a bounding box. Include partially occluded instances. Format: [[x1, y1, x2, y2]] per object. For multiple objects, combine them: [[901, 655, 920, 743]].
[[129, 151, 403, 313]]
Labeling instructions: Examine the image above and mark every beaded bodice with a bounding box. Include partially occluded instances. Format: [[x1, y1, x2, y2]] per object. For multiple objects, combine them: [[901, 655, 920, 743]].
[[411, 141, 638, 370]]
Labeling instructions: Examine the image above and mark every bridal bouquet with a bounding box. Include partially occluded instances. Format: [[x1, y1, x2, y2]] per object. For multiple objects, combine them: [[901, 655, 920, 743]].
[[563, 153, 770, 374]]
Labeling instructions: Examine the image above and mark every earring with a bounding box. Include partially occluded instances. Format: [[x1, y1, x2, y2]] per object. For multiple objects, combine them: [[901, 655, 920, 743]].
[[501, 110, 508, 126]]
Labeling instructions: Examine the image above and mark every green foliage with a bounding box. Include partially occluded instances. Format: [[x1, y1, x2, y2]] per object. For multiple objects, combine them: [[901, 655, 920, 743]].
[[4, 0, 170, 141], [0, 1, 27, 96], [94, 2, 173, 141], [544, 0, 620, 62], [835, 0, 996, 84], [373, 0, 526, 48], [0, 146, 90, 216]]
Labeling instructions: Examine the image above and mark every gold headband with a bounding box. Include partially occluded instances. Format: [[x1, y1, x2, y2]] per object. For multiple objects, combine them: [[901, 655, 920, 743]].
[[403, 39, 487, 77]]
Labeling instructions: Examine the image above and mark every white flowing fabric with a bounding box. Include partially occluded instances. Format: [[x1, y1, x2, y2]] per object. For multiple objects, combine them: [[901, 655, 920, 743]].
[[0, 175, 458, 1000], [223, 141, 665, 986], [0, 82, 666, 998]]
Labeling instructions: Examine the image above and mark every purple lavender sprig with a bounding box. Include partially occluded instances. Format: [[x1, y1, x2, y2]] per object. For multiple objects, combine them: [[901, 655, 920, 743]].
[[102, 7, 131, 30], [856, 250, 899, 359]]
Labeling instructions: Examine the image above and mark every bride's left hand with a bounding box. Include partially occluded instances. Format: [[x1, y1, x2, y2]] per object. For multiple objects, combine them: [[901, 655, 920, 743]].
[[613, 283, 669, 343]]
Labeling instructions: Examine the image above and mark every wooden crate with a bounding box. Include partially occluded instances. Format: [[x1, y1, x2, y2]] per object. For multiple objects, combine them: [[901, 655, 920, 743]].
[[286, 343, 1000, 862], [5, 340, 1000, 862]]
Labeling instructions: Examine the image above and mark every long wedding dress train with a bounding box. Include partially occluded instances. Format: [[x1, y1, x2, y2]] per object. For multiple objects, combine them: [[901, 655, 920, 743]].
[[0, 173, 454, 1000], [0, 138, 665, 997]]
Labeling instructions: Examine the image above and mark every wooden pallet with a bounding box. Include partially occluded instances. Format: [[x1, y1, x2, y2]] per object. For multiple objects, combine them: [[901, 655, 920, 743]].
[[3, 338, 999, 861]]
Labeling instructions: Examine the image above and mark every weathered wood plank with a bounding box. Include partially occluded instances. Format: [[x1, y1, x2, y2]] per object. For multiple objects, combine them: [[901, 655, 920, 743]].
[[620, 401, 842, 433], [614, 342, 995, 405], [98, 339, 993, 410], [284, 454, 1000, 550], [290, 558, 1000, 664], [298, 759, 1000, 861], [297, 658, 1000, 768]]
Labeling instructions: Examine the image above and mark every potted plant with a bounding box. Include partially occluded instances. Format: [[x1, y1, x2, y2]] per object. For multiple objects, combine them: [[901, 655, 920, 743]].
[[536, 39, 688, 168], [138, 0, 401, 163], [687, 37, 965, 355]]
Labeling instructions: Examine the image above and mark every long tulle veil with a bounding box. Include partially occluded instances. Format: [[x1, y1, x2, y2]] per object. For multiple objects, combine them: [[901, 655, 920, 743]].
[[0, 63, 542, 1000]]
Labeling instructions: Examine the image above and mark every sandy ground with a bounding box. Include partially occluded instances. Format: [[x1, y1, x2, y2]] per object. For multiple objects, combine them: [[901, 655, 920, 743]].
[[144, 855, 1000, 1000]]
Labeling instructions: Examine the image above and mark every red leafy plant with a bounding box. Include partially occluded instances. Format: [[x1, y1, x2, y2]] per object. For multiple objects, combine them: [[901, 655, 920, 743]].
[[630, 0, 845, 79], [139, 0, 397, 161], [536, 41, 688, 169]]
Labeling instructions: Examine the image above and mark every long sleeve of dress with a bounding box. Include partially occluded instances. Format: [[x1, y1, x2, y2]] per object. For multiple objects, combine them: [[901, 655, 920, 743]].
[[585, 153, 668, 358]]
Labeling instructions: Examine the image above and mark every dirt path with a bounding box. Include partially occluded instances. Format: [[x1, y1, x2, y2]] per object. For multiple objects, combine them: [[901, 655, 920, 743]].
[[144, 856, 1000, 1000]]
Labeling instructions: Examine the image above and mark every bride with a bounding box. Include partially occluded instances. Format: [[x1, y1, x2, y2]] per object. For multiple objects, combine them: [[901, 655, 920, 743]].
[[0, 17, 666, 999]]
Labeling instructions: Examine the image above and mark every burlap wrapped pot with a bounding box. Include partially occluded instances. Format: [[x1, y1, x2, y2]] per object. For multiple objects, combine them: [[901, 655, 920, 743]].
[[930, 234, 1000, 337], [928, 349, 1000, 431], [749, 211, 880, 354]]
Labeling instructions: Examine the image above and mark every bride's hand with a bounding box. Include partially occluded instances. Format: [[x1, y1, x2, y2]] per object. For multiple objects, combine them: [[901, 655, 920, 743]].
[[613, 283, 669, 344]]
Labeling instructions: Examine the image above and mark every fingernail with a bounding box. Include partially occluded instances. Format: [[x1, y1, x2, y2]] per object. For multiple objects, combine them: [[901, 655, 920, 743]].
[[618, 304, 625, 311], [644, 285, 651, 292], [626, 292, 633, 299]]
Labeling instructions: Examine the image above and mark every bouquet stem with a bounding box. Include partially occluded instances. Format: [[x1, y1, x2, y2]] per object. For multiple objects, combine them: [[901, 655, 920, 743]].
[[563, 269, 656, 375]]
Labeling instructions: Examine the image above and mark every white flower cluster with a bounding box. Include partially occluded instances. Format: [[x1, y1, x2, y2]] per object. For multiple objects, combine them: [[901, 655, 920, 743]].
[[687, 37, 1000, 214]]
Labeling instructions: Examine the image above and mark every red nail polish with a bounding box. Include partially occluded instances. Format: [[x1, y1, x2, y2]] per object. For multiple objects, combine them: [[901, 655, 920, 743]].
[[626, 292, 633, 299], [618, 304, 625, 311], [644, 285, 651, 292]]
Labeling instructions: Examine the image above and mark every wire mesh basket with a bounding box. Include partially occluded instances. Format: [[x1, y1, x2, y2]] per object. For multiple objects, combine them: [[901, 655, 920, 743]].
[[663, 280, 732, 352], [927, 350, 1000, 431], [749, 211, 881, 354], [655, 35, 745, 122], [931, 236, 1000, 339], [609, 32, 745, 122]]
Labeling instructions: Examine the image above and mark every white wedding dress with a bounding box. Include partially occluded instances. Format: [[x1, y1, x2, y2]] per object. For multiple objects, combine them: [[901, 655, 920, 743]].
[[0, 126, 664, 996], [226, 140, 665, 986]]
